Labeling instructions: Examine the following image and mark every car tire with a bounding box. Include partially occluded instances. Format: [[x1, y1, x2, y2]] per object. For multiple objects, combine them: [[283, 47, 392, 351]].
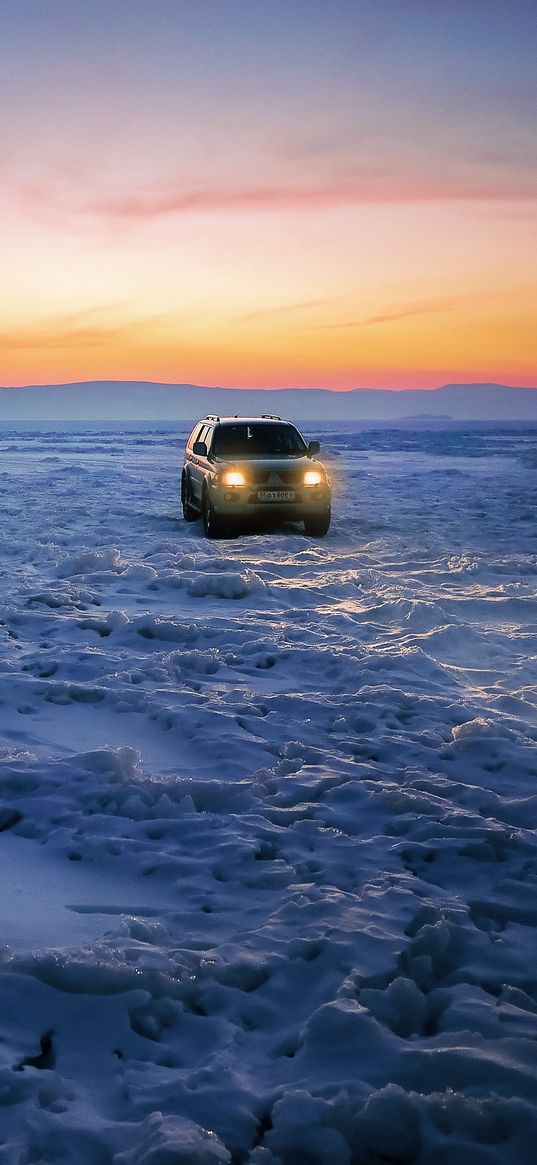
[[304, 507, 331, 537], [202, 489, 226, 538], [181, 473, 199, 521]]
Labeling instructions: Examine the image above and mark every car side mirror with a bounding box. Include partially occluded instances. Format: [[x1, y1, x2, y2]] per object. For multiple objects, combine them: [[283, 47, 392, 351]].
[[307, 440, 320, 456], [193, 441, 208, 457]]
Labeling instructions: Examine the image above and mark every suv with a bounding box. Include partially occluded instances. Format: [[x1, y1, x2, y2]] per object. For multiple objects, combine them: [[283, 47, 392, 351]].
[[181, 415, 331, 538]]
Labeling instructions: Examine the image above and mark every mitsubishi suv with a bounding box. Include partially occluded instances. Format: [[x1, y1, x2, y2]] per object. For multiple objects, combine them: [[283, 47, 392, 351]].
[[181, 415, 331, 538]]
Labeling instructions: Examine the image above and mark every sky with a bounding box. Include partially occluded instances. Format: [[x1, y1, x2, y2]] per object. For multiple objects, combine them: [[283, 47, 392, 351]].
[[1, 0, 536, 391]]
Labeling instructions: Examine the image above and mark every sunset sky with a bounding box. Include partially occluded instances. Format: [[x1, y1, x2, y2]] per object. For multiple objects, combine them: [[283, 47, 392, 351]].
[[1, 0, 536, 390]]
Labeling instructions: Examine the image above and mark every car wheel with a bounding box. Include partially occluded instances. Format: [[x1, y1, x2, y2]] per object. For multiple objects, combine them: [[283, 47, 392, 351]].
[[181, 473, 199, 521], [202, 489, 226, 538], [304, 507, 331, 537]]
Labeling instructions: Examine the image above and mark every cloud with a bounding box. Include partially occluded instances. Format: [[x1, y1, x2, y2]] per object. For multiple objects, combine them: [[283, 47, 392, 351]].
[[239, 298, 334, 323], [79, 183, 401, 220], [17, 172, 537, 234], [0, 307, 166, 352], [365, 297, 458, 325], [84, 179, 537, 220], [316, 297, 458, 330], [317, 287, 534, 330]]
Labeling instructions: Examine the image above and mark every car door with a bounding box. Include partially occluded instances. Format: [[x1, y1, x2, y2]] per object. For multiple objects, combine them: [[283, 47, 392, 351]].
[[185, 423, 203, 495], [189, 424, 211, 505]]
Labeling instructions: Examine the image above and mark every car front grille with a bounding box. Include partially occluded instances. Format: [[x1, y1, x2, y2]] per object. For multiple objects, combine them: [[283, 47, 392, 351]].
[[247, 467, 304, 486]]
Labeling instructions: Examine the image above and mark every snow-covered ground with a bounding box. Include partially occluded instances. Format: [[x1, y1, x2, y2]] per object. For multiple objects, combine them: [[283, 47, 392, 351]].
[[0, 422, 536, 1164]]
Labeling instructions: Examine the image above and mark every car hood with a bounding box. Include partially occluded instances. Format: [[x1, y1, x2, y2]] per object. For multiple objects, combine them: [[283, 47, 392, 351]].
[[216, 455, 321, 472]]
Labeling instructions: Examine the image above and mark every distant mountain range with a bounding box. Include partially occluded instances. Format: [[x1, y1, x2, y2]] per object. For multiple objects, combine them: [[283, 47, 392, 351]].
[[0, 381, 536, 423]]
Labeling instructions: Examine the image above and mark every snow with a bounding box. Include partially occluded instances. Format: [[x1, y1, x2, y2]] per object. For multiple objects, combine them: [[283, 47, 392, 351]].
[[0, 421, 536, 1162]]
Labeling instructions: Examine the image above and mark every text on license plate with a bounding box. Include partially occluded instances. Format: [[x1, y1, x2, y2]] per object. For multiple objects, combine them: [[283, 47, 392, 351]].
[[257, 489, 295, 502]]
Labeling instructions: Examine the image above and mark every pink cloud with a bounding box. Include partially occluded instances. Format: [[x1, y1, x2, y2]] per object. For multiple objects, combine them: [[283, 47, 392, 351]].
[[17, 173, 537, 231], [85, 180, 537, 219]]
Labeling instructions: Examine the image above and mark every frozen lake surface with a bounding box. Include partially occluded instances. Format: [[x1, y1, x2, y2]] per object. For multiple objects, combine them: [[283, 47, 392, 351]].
[[0, 422, 536, 1163]]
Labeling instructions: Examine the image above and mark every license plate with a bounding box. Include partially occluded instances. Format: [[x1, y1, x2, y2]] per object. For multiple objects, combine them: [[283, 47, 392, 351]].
[[257, 489, 295, 502]]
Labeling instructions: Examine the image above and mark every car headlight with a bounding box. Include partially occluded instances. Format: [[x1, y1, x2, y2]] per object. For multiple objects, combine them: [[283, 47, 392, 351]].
[[304, 469, 323, 486], [222, 470, 246, 487]]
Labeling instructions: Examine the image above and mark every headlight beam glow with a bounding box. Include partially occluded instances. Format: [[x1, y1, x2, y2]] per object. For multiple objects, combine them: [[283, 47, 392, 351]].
[[222, 470, 246, 487], [304, 469, 323, 486]]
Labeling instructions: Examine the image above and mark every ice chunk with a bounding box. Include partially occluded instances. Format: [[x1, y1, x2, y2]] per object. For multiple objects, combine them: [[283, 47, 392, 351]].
[[58, 547, 123, 576], [187, 571, 265, 600], [114, 1113, 231, 1164]]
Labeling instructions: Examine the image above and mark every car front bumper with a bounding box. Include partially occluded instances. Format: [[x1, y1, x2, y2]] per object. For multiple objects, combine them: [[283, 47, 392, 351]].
[[210, 484, 331, 519]]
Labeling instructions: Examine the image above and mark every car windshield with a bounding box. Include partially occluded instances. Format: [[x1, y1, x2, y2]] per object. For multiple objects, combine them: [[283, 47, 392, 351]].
[[212, 423, 307, 458]]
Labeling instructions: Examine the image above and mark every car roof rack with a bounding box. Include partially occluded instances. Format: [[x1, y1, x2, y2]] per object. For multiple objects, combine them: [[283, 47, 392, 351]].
[[203, 415, 220, 422], [260, 413, 282, 420]]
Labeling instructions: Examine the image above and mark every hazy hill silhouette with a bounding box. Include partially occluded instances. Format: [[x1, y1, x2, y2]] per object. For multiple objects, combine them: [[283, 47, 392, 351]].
[[1, 381, 536, 422]]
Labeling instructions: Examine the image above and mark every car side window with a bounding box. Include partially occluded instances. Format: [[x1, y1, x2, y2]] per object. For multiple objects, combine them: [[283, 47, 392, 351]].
[[188, 424, 203, 450]]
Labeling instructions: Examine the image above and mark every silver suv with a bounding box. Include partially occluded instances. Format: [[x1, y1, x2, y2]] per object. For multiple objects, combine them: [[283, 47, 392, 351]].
[[181, 415, 331, 538]]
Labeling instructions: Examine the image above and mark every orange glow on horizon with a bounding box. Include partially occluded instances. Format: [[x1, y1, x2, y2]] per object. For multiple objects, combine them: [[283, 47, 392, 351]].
[[1, 249, 535, 391]]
